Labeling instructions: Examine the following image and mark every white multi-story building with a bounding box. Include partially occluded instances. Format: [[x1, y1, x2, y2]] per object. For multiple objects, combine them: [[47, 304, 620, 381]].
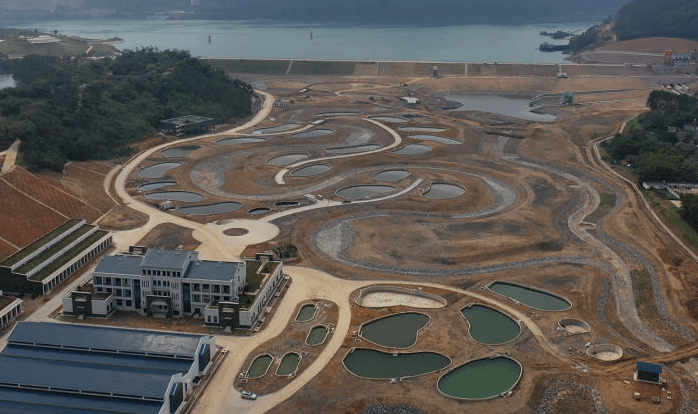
[[89, 249, 245, 317], [67, 249, 286, 329]]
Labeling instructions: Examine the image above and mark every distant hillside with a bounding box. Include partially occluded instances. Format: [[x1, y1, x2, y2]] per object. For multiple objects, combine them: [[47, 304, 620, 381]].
[[0, 0, 629, 24], [614, 0, 698, 41]]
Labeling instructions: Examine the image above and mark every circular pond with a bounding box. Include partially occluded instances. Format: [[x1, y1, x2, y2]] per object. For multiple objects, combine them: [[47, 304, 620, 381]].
[[161, 145, 200, 158], [489, 281, 571, 311], [399, 126, 447, 132], [216, 137, 266, 145], [422, 183, 466, 200], [291, 164, 332, 177], [370, 116, 408, 123], [586, 344, 622, 362], [461, 304, 521, 345], [336, 185, 396, 201], [179, 202, 242, 215], [144, 191, 204, 202], [306, 325, 330, 346], [373, 170, 411, 182], [276, 353, 301, 376], [254, 123, 299, 134], [326, 144, 381, 154], [249, 207, 271, 216], [438, 356, 522, 400], [293, 129, 333, 138], [138, 181, 177, 191], [138, 162, 181, 179], [408, 134, 460, 145], [266, 153, 309, 166], [246, 354, 273, 379], [392, 144, 431, 155], [296, 304, 317, 322], [558, 318, 591, 335], [344, 348, 450, 379], [360, 312, 429, 349]]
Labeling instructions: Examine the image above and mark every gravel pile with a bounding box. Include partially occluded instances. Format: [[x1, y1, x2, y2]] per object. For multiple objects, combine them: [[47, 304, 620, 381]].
[[361, 404, 429, 414], [536, 381, 607, 414]]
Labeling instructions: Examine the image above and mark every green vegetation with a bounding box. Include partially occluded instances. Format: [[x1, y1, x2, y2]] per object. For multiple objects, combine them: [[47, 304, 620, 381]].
[[602, 91, 698, 183], [614, 0, 698, 41], [30, 230, 108, 282], [647, 191, 698, 250], [0, 49, 253, 171], [16, 225, 94, 275], [630, 269, 660, 320], [0, 219, 80, 267], [244, 260, 264, 293]]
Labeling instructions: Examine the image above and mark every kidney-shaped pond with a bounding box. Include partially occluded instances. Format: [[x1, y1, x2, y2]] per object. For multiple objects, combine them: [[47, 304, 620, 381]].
[[291, 164, 332, 177], [179, 202, 242, 215], [489, 281, 571, 311], [336, 185, 396, 201], [392, 144, 431, 155], [438, 356, 522, 400], [161, 145, 200, 158], [360, 312, 429, 349], [409, 134, 460, 145], [461, 304, 521, 345], [138, 181, 177, 191], [267, 153, 309, 166], [344, 348, 450, 379], [423, 183, 465, 200], [373, 170, 411, 182], [138, 162, 181, 179], [292, 129, 333, 138], [144, 191, 204, 202]]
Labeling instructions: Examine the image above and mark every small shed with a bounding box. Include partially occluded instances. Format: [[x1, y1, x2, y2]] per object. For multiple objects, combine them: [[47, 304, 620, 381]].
[[274, 99, 284, 108], [432, 65, 439, 77], [635, 362, 663, 384], [400, 96, 420, 106]]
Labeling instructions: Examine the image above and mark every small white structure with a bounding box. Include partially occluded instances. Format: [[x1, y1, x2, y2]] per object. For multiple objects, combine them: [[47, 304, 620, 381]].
[[400, 96, 420, 105], [274, 99, 284, 107], [432, 65, 439, 77]]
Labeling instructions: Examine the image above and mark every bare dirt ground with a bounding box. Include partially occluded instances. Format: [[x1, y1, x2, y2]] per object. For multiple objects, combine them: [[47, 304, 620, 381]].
[[595, 37, 698, 54], [9, 66, 698, 414]]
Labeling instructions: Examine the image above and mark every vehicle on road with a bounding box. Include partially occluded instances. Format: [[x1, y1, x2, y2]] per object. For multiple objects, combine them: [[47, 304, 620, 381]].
[[241, 390, 257, 400]]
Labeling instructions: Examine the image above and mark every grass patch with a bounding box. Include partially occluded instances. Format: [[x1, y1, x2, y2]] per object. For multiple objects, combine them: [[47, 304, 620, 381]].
[[16, 225, 94, 275], [29, 230, 107, 282], [205, 59, 290, 75], [646, 191, 698, 250], [0, 37, 94, 57], [630, 269, 660, 320], [651, 188, 678, 201], [599, 192, 616, 208], [1, 219, 81, 267], [244, 260, 264, 293]]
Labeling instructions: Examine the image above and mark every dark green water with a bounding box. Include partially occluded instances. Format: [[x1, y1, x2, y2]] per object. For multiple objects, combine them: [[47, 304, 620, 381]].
[[306, 325, 329, 346], [247, 355, 273, 378], [438, 356, 521, 399], [489, 281, 571, 311], [360, 312, 429, 349], [461, 304, 520, 345], [344, 348, 450, 379], [276, 353, 301, 376], [296, 304, 317, 322]]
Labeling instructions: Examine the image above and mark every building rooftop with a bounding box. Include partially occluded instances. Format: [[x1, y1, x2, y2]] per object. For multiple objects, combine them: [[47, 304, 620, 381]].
[[141, 249, 192, 271], [636, 361, 663, 374], [184, 260, 241, 282], [8, 321, 203, 358], [160, 115, 214, 125], [94, 254, 143, 275], [0, 321, 213, 414]]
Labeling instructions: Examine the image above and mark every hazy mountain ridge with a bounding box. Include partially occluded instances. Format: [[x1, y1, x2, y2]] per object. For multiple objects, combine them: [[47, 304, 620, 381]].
[[613, 0, 698, 41], [0, 0, 628, 24]]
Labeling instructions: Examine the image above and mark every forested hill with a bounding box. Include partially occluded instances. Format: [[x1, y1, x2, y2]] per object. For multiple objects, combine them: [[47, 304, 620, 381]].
[[614, 0, 698, 41], [0, 50, 253, 171], [2, 0, 628, 24]]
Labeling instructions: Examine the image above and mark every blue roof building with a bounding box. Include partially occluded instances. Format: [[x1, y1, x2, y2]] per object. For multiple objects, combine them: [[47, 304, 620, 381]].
[[0, 321, 216, 414], [635, 361, 663, 384]]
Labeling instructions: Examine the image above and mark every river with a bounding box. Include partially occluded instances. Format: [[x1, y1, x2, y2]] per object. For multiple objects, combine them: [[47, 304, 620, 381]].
[[8, 19, 593, 63]]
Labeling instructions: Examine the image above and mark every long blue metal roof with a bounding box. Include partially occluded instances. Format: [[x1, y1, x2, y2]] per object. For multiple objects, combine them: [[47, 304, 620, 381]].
[[0, 355, 173, 399], [93, 255, 142, 276], [0, 387, 162, 414], [636, 361, 662, 374], [184, 260, 240, 281], [9, 322, 203, 358]]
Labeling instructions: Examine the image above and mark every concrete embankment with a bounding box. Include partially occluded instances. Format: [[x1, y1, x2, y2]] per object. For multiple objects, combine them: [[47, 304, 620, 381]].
[[203, 58, 655, 77]]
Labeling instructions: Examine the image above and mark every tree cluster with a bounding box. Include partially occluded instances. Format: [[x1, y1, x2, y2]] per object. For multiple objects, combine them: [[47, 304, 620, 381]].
[[602, 91, 698, 182], [614, 0, 698, 41], [0, 50, 253, 171]]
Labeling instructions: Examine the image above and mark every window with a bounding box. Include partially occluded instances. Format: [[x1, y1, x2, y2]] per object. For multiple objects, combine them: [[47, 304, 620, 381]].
[[126, 300, 132, 306], [117, 299, 122, 306], [123, 290, 131, 297], [115, 289, 122, 296], [94, 276, 102, 284], [223, 285, 230, 294], [207, 315, 211, 323], [142, 270, 146, 275], [105, 278, 111, 285], [147, 270, 151, 275], [166, 271, 170, 276], [203, 295, 211, 302], [114, 278, 121, 286], [192, 294, 201, 303]]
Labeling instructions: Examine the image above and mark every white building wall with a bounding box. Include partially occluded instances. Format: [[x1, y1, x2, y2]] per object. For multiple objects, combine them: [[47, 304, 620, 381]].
[[0, 297, 23, 329]]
